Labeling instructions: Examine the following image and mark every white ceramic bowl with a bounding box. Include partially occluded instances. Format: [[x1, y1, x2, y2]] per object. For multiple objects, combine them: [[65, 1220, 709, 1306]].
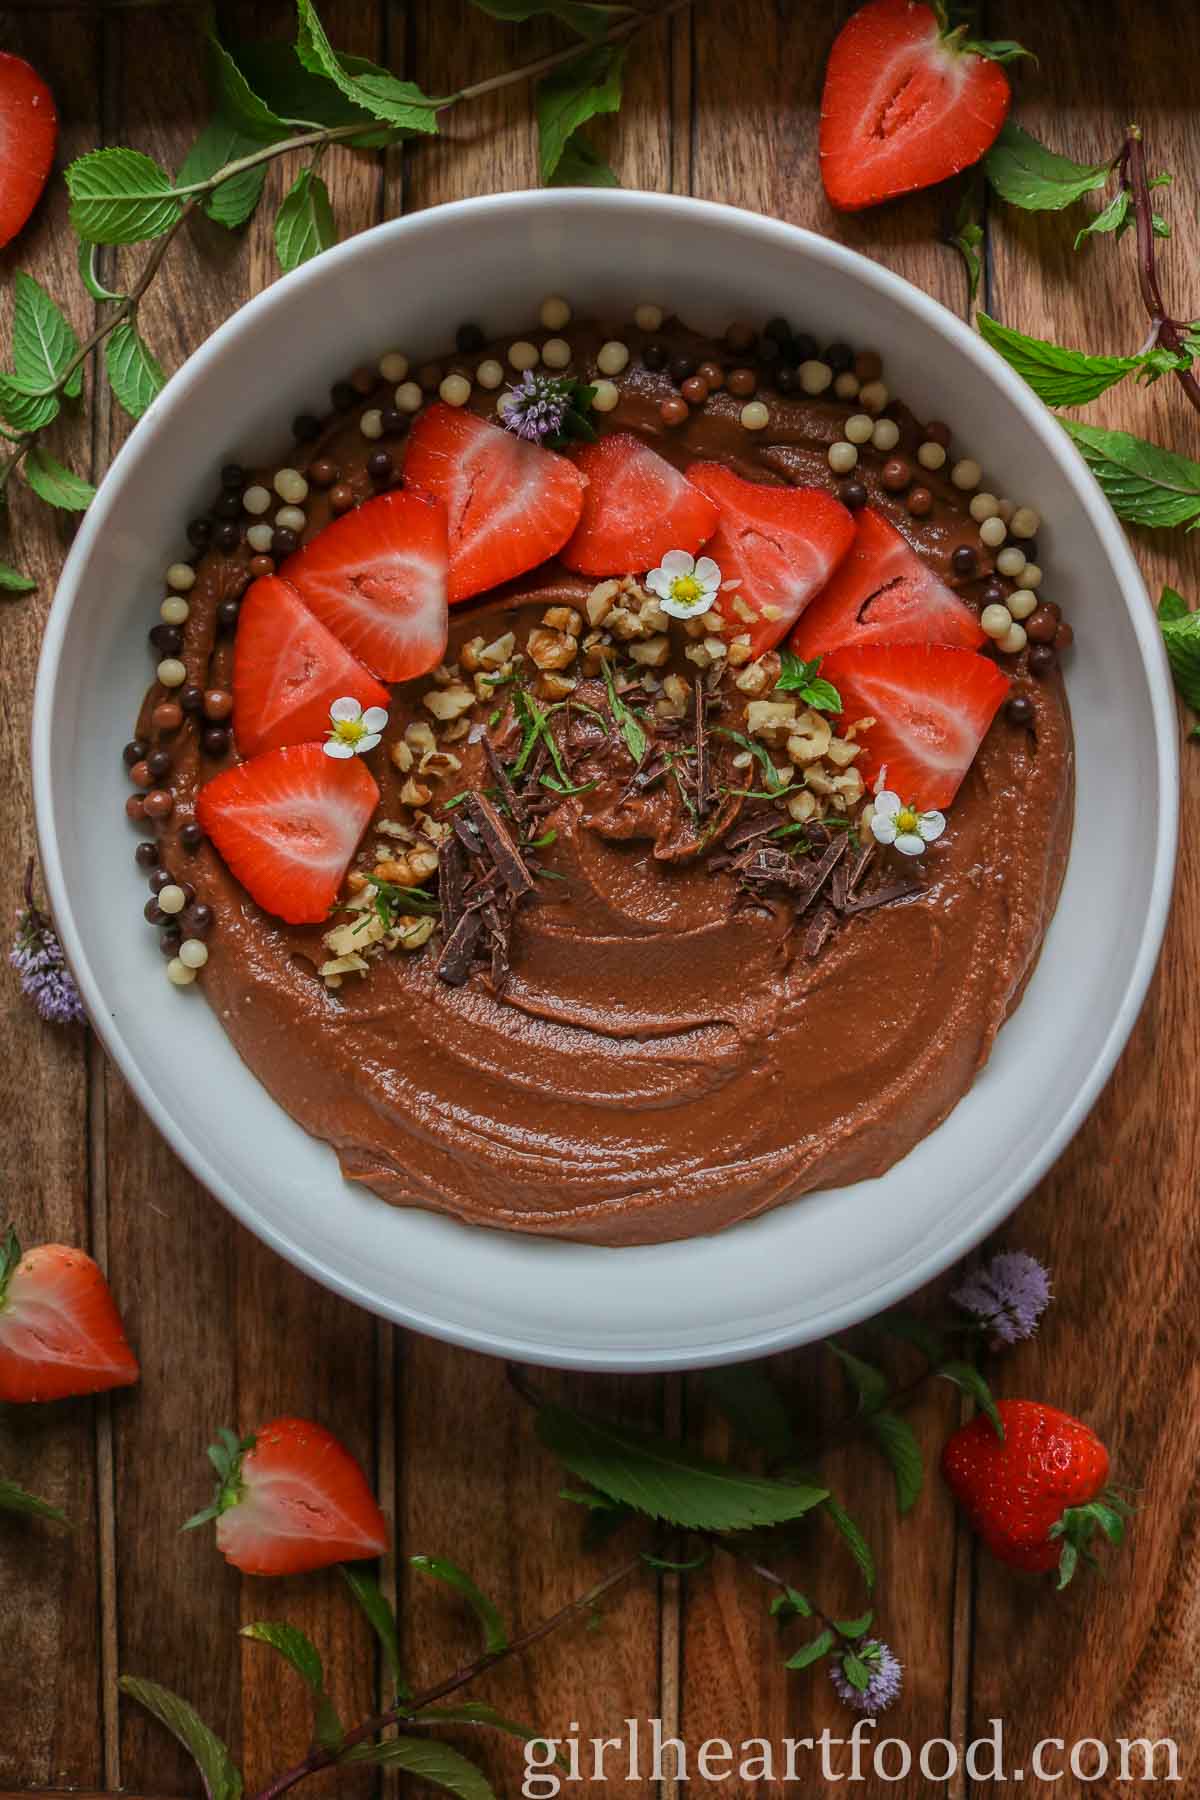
[[34, 191, 1178, 1371]]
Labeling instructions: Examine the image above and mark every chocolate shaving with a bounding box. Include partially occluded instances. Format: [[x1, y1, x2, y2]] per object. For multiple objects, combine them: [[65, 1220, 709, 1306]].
[[723, 811, 781, 852], [438, 834, 468, 940], [436, 907, 483, 986], [453, 814, 484, 859], [483, 735, 527, 831], [845, 842, 877, 897], [842, 877, 922, 917], [799, 835, 848, 910], [804, 906, 839, 959], [467, 794, 536, 900]]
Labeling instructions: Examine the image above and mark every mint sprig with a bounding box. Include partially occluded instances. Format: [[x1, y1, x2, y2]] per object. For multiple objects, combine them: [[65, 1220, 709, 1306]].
[[977, 312, 1188, 407], [984, 121, 1112, 212], [776, 650, 842, 713], [1062, 422, 1200, 529], [1157, 586, 1200, 733]]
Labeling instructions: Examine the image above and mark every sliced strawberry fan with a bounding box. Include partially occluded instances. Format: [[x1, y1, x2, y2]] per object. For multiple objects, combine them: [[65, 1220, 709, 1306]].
[[0, 1227, 139, 1403], [233, 574, 391, 757], [560, 433, 719, 576]]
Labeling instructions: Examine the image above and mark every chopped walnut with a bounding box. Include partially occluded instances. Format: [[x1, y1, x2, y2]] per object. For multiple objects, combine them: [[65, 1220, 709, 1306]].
[[606, 606, 642, 642], [373, 856, 416, 885], [346, 869, 370, 894], [528, 626, 578, 671], [734, 651, 781, 698], [825, 736, 861, 769], [428, 662, 458, 687], [442, 717, 472, 743], [684, 642, 714, 669], [786, 790, 820, 824], [844, 715, 876, 742], [400, 776, 433, 807], [726, 633, 754, 668], [376, 817, 416, 842], [392, 914, 437, 951], [324, 913, 386, 958], [407, 845, 440, 880], [389, 739, 414, 774], [831, 767, 865, 809], [542, 605, 583, 637], [804, 765, 836, 797], [459, 636, 486, 673], [581, 633, 618, 674], [478, 631, 516, 670], [537, 671, 578, 700], [746, 699, 798, 742], [422, 685, 474, 722], [640, 598, 670, 634], [656, 673, 689, 719], [586, 580, 620, 627], [785, 709, 833, 766], [405, 720, 437, 752], [419, 748, 463, 779], [418, 813, 452, 844], [628, 635, 670, 668]]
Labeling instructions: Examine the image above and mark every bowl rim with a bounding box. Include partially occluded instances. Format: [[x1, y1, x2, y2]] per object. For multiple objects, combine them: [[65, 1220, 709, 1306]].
[[33, 188, 1180, 1370]]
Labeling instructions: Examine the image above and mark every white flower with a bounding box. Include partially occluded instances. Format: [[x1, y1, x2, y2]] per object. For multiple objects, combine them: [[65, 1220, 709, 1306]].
[[869, 789, 946, 858], [645, 549, 722, 619], [324, 695, 389, 759]]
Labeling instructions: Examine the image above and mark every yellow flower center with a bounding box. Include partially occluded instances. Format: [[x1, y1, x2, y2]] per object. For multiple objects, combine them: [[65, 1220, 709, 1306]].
[[669, 574, 704, 607], [894, 806, 920, 835], [332, 718, 366, 746]]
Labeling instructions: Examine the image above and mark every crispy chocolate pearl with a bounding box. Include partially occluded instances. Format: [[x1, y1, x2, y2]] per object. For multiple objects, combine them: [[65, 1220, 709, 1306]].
[[725, 321, 757, 353], [980, 579, 1007, 609], [123, 738, 147, 768], [129, 760, 152, 789], [756, 335, 782, 366], [1029, 644, 1056, 677], [125, 794, 147, 822], [144, 898, 165, 925], [182, 902, 213, 937], [179, 821, 204, 852], [308, 457, 338, 488], [144, 788, 174, 820], [1026, 605, 1059, 644], [220, 462, 245, 490], [924, 419, 952, 448], [1006, 696, 1034, 727], [214, 491, 242, 520], [203, 689, 233, 721], [187, 517, 212, 549], [456, 322, 486, 353], [854, 349, 883, 382], [727, 367, 757, 398], [881, 457, 912, 492], [293, 413, 322, 442], [763, 316, 792, 344], [697, 361, 724, 389], [775, 366, 798, 394], [160, 926, 183, 958], [148, 867, 174, 895], [217, 598, 241, 631], [669, 353, 697, 383], [330, 484, 354, 514], [824, 342, 854, 373], [367, 450, 393, 482], [147, 748, 171, 781], [248, 555, 274, 579], [659, 396, 688, 427], [951, 545, 977, 579], [907, 486, 933, 518], [202, 726, 230, 757], [642, 343, 668, 371], [152, 700, 183, 733], [330, 380, 357, 411], [842, 480, 869, 511], [350, 365, 376, 396], [150, 622, 183, 656], [380, 408, 408, 437], [1054, 620, 1073, 651], [790, 332, 818, 363], [181, 684, 205, 714], [681, 375, 708, 406], [134, 840, 160, 870], [272, 527, 299, 558], [214, 522, 241, 552], [178, 881, 197, 907]]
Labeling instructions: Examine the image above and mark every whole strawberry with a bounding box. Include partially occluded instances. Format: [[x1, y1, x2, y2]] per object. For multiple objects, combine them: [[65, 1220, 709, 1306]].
[[942, 1400, 1130, 1587]]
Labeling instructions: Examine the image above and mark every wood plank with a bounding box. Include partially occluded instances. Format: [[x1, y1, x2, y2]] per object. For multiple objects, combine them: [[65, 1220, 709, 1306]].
[[0, 8, 106, 1789], [974, 0, 1200, 1784]]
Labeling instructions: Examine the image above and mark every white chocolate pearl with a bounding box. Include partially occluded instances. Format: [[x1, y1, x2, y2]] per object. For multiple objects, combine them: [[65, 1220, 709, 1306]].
[[166, 957, 196, 987], [844, 413, 874, 445], [274, 468, 309, 504], [591, 379, 620, 413], [439, 372, 472, 407], [799, 360, 833, 395], [379, 350, 408, 383], [166, 562, 196, 591], [634, 303, 663, 331], [540, 295, 571, 331], [1008, 588, 1038, 621], [1010, 505, 1041, 539], [981, 602, 1013, 639], [178, 938, 209, 970], [157, 657, 187, 687], [160, 596, 189, 625], [359, 408, 384, 440], [541, 338, 572, 370], [508, 340, 540, 371], [1016, 562, 1043, 591], [833, 371, 860, 400], [979, 515, 1007, 548], [475, 359, 504, 391], [996, 545, 1027, 578], [741, 400, 770, 431], [596, 340, 630, 376], [275, 505, 306, 533], [995, 498, 1014, 523], [917, 441, 947, 471], [997, 621, 1028, 655], [158, 884, 186, 915], [247, 523, 274, 553], [969, 491, 1000, 522], [871, 418, 900, 452], [496, 391, 516, 417], [951, 458, 982, 491], [828, 441, 858, 473], [242, 485, 271, 516], [858, 380, 889, 414], [394, 381, 423, 413]]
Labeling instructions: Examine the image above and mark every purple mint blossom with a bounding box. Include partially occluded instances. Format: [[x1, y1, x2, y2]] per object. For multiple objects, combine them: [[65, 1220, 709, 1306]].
[[9, 861, 85, 1026], [951, 1249, 1052, 1346], [501, 370, 571, 443], [829, 1639, 903, 1714]]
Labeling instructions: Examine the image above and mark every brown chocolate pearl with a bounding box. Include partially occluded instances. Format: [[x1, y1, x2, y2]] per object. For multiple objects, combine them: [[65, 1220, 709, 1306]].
[[129, 759, 153, 789], [330, 483, 355, 514], [146, 748, 171, 781], [1006, 695, 1034, 728], [182, 902, 213, 938], [951, 545, 976, 579], [380, 408, 408, 437], [659, 396, 689, 427], [1029, 644, 1057, 678], [725, 321, 757, 353], [217, 598, 241, 632], [367, 451, 393, 482], [249, 554, 275, 579], [214, 521, 241, 553], [842, 480, 868, 511], [906, 486, 933, 518], [148, 867, 174, 896], [880, 457, 912, 492], [854, 349, 883, 382], [144, 788, 174, 820], [202, 726, 230, 758], [179, 821, 204, 852], [1054, 620, 1074, 651], [213, 490, 242, 521], [134, 840, 160, 870], [292, 414, 321, 443], [924, 419, 952, 448], [123, 738, 147, 768], [669, 354, 697, 384], [144, 898, 165, 926], [125, 794, 147, 822], [181, 684, 205, 714], [272, 527, 299, 558], [417, 362, 442, 392], [159, 926, 183, 959], [697, 361, 724, 389], [727, 367, 757, 398], [308, 457, 338, 488], [681, 375, 709, 406], [330, 380, 357, 411], [350, 364, 376, 396], [203, 688, 233, 721], [980, 579, 1007, 608], [642, 343, 668, 371], [1026, 605, 1059, 645], [152, 700, 183, 733]]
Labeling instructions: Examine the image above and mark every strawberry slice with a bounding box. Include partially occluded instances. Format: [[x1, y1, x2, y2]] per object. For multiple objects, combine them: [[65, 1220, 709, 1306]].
[[821, 642, 1009, 808], [278, 488, 448, 683], [196, 744, 378, 926], [560, 432, 719, 576], [685, 464, 855, 657], [185, 1417, 389, 1576], [0, 1228, 139, 1403], [0, 54, 57, 249], [790, 507, 985, 661], [233, 575, 391, 758], [820, 0, 1012, 211], [403, 403, 585, 602]]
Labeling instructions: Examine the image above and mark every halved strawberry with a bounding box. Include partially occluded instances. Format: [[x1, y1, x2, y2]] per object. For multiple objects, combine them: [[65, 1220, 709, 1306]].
[[403, 403, 585, 602], [0, 1228, 139, 1403], [278, 488, 448, 683], [232, 575, 391, 758], [821, 642, 1009, 808], [685, 464, 855, 657], [560, 433, 719, 576], [196, 744, 378, 926], [184, 1417, 389, 1576], [0, 54, 57, 249], [820, 0, 1012, 212], [790, 507, 985, 661]]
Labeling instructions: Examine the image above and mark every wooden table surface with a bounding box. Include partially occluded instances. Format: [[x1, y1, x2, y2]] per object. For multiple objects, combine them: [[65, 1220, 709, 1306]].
[[2, 2, 1198, 1795]]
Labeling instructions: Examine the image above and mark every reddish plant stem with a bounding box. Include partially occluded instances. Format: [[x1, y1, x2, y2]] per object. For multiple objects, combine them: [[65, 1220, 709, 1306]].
[[1124, 126, 1200, 417]]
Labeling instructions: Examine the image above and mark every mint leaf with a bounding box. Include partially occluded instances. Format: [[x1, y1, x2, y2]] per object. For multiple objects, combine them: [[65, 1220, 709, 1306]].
[[936, 1359, 1004, 1438], [410, 1554, 508, 1655], [1074, 187, 1131, 248], [203, 24, 289, 142], [950, 217, 983, 305], [177, 117, 269, 230], [824, 1493, 876, 1590], [0, 376, 59, 432], [24, 446, 95, 511], [1157, 590, 1200, 712], [537, 1402, 826, 1531], [536, 43, 626, 184], [0, 563, 36, 595], [552, 132, 619, 187], [232, 41, 391, 146], [344, 1737, 496, 1798], [776, 650, 841, 712], [411, 1702, 562, 1760], [1158, 583, 1189, 623], [867, 1410, 923, 1515], [984, 121, 1110, 212], [827, 1342, 889, 1415], [105, 322, 166, 420], [1061, 420, 1200, 529], [295, 0, 441, 134], [66, 147, 184, 244], [339, 1565, 410, 1700], [976, 310, 1156, 406], [785, 1627, 836, 1671], [839, 1650, 873, 1691], [78, 241, 125, 304], [240, 1622, 341, 1752], [275, 166, 337, 272], [12, 272, 82, 399], [768, 1585, 812, 1620], [832, 1608, 874, 1639], [959, 35, 1033, 63], [470, 0, 633, 39], [118, 1677, 243, 1800], [0, 1477, 69, 1523], [703, 1364, 796, 1462]]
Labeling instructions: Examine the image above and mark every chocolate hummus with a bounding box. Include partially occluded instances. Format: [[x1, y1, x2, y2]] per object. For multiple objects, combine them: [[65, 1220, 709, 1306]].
[[131, 315, 1073, 1245]]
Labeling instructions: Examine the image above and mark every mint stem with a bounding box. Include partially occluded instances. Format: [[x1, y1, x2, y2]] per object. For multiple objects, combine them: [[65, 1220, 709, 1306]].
[[1124, 126, 1200, 416]]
